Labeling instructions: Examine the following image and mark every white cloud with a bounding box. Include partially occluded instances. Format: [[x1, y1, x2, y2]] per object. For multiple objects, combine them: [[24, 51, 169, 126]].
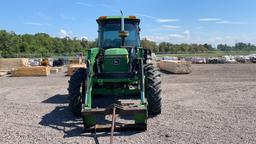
[[143, 35, 169, 42], [75, 2, 93, 7], [161, 25, 181, 29], [216, 21, 247, 25], [59, 29, 72, 38], [198, 18, 247, 25], [184, 30, 191, 40], [216, 21, 229, 24], [136, 13, 179, 23], [198, 18, 222, 22], [143, 32, 188, 43], [60, 14, 75, 21], [23, 22, 43, 26], [80, 36, 88, 40], [168, 34, 185, 38], [58, 29, 90, 40], [136, 14, 156, 19], [59, 29, 68, 38], [156, 18, 179, 23]]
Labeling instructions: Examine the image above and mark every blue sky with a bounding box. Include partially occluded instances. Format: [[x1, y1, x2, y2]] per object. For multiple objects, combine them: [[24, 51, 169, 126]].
[[0, 0, 255, 46]]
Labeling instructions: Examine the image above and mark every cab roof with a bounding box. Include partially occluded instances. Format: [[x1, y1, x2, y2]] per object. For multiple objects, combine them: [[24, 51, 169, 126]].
[[96, 16, 140, 23]]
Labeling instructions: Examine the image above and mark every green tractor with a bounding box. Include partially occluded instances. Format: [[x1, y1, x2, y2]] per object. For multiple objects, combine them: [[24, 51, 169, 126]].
[[68, 14, 162, 132]]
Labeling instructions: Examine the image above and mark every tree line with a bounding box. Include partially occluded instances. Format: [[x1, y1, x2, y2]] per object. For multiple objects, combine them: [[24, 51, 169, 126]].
[[141, 38, 256, 53], [217, 43, 256, 51], [0, 30, 96, 58], [0, 30, 256, 58]]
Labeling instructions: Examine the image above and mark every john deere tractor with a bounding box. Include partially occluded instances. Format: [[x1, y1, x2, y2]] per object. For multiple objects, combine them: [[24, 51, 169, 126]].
[[68, 14, 161, 132]]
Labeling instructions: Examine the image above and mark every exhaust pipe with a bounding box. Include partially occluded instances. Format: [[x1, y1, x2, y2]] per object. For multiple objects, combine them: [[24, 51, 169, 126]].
[[119, 10, 129, 47], [121, 10, 124, 31]]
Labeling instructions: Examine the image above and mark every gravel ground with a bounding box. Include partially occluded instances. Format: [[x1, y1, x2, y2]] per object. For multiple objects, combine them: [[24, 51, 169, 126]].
[[0, 64, 256, 144]]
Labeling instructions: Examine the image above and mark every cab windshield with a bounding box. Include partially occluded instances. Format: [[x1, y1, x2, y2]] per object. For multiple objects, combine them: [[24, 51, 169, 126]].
[[99, 21, 140, 48]]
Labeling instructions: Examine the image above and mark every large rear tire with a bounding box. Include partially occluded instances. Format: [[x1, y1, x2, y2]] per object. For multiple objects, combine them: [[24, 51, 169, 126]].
[[144, 63, 162, 115], [68, 68, 87, 117]]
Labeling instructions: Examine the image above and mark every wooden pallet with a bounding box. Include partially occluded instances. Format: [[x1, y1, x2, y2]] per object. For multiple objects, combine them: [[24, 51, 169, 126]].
[[11, 66, 50, 77], [159, 60, 191, 74], [0, 58, 29, 71]]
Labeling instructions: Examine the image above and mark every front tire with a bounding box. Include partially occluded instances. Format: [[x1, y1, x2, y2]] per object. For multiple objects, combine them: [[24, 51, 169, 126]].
[[144, 63, 162, 115], [68, 68, 86, 116]]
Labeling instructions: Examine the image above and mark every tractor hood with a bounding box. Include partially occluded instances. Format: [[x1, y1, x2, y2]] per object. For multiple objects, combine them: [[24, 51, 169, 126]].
[[104, 48, 128, 56], [103, 48, 129, 72]]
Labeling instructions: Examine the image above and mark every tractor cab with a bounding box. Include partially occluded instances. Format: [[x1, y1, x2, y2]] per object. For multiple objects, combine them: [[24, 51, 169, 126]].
[[97, 16, 140, 49], [95, 16, 141, 74]]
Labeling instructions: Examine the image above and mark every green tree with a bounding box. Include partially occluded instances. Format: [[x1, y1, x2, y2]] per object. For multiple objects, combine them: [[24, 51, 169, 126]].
[[141, 38, 158, 52]]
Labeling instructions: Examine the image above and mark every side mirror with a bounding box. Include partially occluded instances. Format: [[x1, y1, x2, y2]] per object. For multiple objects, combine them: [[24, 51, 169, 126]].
[[119, 30, 129, 38]]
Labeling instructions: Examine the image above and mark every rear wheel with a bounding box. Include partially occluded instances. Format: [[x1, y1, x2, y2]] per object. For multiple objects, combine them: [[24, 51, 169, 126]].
[[68, 68, 87, 117], [144, 63, 162, 115]]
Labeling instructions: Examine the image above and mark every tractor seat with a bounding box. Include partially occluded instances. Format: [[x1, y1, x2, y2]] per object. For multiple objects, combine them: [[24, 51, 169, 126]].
[[95, 72, 136, 79]]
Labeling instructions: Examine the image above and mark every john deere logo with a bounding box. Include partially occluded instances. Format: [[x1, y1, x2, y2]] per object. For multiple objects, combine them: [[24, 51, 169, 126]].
[[113, 59, 120, 65]]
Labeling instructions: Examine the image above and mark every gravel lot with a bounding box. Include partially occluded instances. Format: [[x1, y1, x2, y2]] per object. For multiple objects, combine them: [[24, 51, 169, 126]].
[[0, 64, 256, 144]]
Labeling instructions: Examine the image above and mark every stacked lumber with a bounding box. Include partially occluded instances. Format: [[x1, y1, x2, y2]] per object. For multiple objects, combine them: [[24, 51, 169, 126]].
[[159, 60, 191, 74], [66, 64, 86, 76], [0, 58, 29, 71], [11, 66, 50, 77]]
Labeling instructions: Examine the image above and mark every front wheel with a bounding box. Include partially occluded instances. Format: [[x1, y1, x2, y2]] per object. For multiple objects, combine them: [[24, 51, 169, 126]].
[[67, 68, 87, 116], [144, 63, 162, 115]]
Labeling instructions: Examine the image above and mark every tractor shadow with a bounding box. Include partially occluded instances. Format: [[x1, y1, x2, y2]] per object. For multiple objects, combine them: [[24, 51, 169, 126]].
[[41, 94, 68, 104], [39, 94, 85, 138], [39, 94, 142, 140], [160, 70, 190, 75]]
